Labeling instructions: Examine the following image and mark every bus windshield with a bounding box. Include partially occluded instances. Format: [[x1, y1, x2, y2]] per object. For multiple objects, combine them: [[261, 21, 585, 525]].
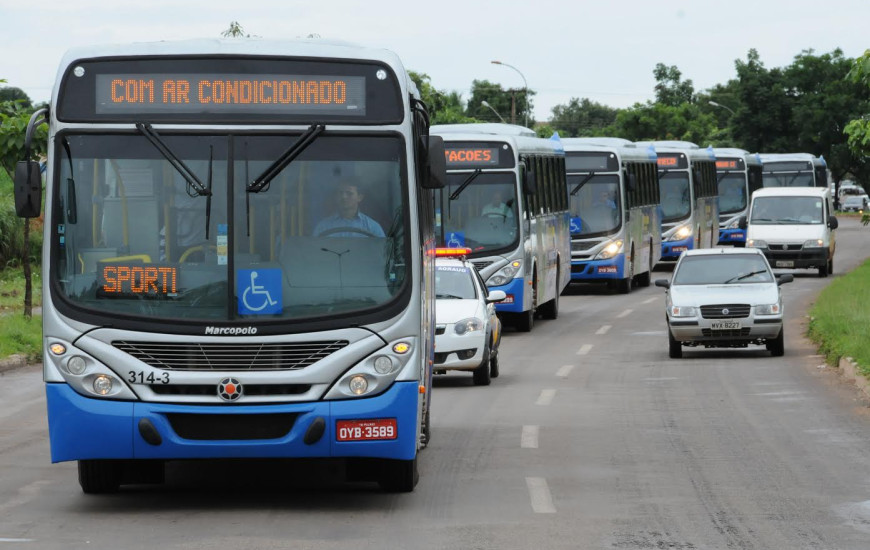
[[750, 196, 824, 225], [659, 172, 691, 222], [762, 171, 814, 187], [53, 133, 407, 323], [437, 173, 519, 253], [717, 173, 747, 214], [566, 174, 621, 237]]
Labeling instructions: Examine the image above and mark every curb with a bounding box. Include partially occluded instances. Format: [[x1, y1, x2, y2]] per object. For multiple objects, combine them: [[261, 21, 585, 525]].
[[837, 356, 870, 400], [0, 354, 28, 374]]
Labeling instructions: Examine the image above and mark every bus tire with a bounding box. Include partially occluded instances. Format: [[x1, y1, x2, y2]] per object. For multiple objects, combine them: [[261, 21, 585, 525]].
[[817, 264, 828, 278], [539, 277, 560, 319], [78, 460, 121, 494], [378, 457, 419, 493], [473, 345, 492, 386], [828, 258, 834, 275], [668, 330, 682, 359]]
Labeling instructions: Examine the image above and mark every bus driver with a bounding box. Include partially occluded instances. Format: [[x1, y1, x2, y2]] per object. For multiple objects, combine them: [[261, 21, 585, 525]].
[[313, 182, 385, 238]]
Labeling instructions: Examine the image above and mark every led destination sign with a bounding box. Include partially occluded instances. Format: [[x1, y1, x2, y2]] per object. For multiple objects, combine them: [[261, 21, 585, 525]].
[[98, 264, 179, 299], [443, 142, 515, 169], [715, 158, 745, 170], [657, 154, 688, 169], [96, 74, 366, 115]]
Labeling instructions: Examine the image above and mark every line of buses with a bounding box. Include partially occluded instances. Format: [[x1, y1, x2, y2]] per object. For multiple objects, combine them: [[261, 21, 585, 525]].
[[13, 38, 832, 494]]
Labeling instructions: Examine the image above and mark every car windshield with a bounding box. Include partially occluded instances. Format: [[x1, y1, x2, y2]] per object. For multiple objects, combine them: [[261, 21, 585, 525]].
[[52, 132, 407, 323], [673, 254, 774, 285], [436, 173, 519, 253], [717, 173, 747, 214], [750, 196, 824, 224], [566, 174, 621, 237], [435, 265, 477, 299], [658, 172, 691, 222]]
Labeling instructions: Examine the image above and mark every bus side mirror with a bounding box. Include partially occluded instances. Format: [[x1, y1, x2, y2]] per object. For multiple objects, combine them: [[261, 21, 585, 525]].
[[420, 135, 446, 189], [737, 216, 747, 230], [827, 215, 838, 230], [14, 160, 42, 218], [523, 166, 536, 195]]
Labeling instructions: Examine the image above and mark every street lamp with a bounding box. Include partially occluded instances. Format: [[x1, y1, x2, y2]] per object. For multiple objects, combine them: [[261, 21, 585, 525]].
[[491, 60, 528, 127], [708, 100, 735, 116], [481, 100, 506, 124]]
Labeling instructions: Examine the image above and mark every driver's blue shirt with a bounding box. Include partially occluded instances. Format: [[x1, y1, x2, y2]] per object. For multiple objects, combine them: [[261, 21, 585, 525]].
[[313, 212, 385, 238]]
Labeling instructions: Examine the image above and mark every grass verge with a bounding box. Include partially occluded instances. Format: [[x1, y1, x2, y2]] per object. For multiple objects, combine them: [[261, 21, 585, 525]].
[[0, 314, 42, 362], [808, 258, 870, 377]]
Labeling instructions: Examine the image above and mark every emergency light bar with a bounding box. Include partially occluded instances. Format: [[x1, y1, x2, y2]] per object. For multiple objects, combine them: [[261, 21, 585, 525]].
[[434, 247, 472, 257]]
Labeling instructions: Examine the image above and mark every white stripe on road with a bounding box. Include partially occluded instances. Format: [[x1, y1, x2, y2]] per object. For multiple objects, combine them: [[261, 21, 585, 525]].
[[556, 364, 575, 378], [576, 344, 593, 355], [526, 477, 557, 514], [595, 325, 612, 335], [536, 389, 556, 406], [0, 539, 34, 543], [521, 425, 539, 448], [617, 309, 634, 318], [643, 297, 658, 304]]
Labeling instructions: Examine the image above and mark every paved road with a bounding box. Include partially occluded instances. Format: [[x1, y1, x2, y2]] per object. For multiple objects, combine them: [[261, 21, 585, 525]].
[[2, 218, 870, 549]]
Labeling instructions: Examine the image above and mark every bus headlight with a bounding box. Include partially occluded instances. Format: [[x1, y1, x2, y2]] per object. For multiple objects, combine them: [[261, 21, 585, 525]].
[[668, 225, 692, 241], [349, 375, 369, 395], [454, 318, 484, 335], [803, 239, 824, 248], [323, 338, 417, 400], [93, 375, 114, 395], [756, 303, 781, 315], [66, 356, 87, 375], [595, 240, 624, 260], [487, 260, 522, 287]]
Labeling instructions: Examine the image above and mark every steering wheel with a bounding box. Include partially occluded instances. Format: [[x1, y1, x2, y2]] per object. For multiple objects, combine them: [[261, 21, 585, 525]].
[[317, 226, 378, 238], [484, 212, 507, 220], [179, 244, 218, 263]]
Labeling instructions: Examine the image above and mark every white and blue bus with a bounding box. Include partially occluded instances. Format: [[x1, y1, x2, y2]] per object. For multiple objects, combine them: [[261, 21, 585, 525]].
[[759, 153, 828, 188], [639, 141, 719, 263], [562, 138, 662, 293], [430, 124, 571, 332], [13, 39, 447, 493], [714, 148, 763, 247]]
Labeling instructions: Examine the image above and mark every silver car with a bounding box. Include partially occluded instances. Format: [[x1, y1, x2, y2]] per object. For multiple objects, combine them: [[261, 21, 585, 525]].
[[655, 248, 793, 358]]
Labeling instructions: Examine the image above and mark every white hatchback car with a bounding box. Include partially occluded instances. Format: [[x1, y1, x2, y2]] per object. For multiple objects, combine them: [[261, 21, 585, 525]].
[[434, 253, 506, 385], [655, 248, 793, 358]]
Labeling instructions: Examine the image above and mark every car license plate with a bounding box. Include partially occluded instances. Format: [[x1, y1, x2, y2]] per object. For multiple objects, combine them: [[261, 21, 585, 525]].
[[711, 321, 741, 330], [775, 260, 794, 268], [336, 419, 397, 441]]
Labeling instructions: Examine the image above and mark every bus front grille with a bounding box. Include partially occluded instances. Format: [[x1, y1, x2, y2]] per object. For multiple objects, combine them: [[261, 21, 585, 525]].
[[149, 383, 311, 396], [166, 413, 299, 440], [113, 340, 348, 371]]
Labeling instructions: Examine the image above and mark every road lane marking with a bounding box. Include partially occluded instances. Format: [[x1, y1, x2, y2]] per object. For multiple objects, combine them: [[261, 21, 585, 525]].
[[643, 297, 658, 304], [526, 477, 557, 514], [536, 389, 556, 406], [556, 364, 575, 378], [521, 425, 539, 448], [576, 344, 593, 355], [617, 309, 634, 318], [595, 325, 612, 335], [0, 539, 34, 543]]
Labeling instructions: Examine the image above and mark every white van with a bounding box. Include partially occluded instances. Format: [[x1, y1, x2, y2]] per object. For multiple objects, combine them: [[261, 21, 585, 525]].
[[741, 187, 838, 277]]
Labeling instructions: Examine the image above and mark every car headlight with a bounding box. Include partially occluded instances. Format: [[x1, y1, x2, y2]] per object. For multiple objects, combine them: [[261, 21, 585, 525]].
[[756, 303, 781, 315], [670, 305, 697, 317], [668, 225, 692, 241], [487, 260, 522, 287], [747, 239, 767, 248], [803, 239, 824, 248], [595, 240, 624, 260], [454, 317, 484, 335]]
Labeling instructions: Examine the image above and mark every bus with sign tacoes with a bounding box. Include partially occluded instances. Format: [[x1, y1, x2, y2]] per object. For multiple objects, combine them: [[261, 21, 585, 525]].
[[13, 39, 447, 493], [429, 123, 571, 332], [639, 141, 719, 262], [713, 148, 763, 247], [759, 153, 828, 189], [561, 137, 661, 293]]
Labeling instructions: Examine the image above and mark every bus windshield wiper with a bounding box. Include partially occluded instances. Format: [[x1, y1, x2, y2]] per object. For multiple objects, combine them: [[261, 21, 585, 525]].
[[570, 172, 595, 196], [248, 124, 325, 193], [786, 171, 807, 186], [717, 170, 734, 183], [449, 169, 482, 201]]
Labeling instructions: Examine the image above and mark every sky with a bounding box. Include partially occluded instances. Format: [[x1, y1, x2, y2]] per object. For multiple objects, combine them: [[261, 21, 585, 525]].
[[2, 0, 868, 123]]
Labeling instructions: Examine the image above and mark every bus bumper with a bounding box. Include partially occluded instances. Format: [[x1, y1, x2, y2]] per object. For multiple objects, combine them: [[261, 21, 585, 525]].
[[569, 254, 625, 281], [661, 236, 693, 261], [492, 277, 526, 313], [718, 228, 746, 245], [45, 381, 419, 463]]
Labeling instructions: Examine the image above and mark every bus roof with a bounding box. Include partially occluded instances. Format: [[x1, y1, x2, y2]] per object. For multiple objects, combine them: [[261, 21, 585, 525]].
[[430, 123, 537, 137], [713, 148, 762, 167], [560, 137, 634, 148], [637, 141, 716, 163], [759, 152, 826, 166], [55, 38, 416, 100], [431, 127, 564, 157], [561, 141, 657, 164]]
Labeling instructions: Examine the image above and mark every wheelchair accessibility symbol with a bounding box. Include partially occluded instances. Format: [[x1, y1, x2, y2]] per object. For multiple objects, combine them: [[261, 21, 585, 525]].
[[447, 231, 465, 247], [238, 269, 283, 315]]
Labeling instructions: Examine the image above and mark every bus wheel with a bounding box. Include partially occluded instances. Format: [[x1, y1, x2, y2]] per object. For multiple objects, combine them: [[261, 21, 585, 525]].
[[817, 264, 828, 278], [618, 254, 633, 294], [378, 457, 419, 493], [828, 258, 834, 275], [78, 460, 121, 494], [539, 278, 560, 319], [515, 308, 534, 332]]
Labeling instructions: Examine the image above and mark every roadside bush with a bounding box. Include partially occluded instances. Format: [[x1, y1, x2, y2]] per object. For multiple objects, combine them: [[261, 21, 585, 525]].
[[0, 174, 42, 267]]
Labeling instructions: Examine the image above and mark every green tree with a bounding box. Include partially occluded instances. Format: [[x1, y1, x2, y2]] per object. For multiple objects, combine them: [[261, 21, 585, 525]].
[[845, 49, 870, 156], [221, 21, 251, 38], [608, 101, 718, 144], [731, 49, 794, 153], [408, 71, 477, 125], [465, 79, 534, 127], [0, 79, 47, 318], [0, 86, 32, 109], [653, 63, 695, 107], [549, 98, 619, 137]]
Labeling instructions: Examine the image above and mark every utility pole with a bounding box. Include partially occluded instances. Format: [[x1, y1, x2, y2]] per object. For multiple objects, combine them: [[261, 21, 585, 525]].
[[509, 89, 517, 125]]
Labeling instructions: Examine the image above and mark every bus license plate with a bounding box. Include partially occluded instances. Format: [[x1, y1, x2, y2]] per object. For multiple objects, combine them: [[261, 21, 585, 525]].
[[336, 419, 398, 441], [775, 260, 794, 268], [711, 321, 741, 330]]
